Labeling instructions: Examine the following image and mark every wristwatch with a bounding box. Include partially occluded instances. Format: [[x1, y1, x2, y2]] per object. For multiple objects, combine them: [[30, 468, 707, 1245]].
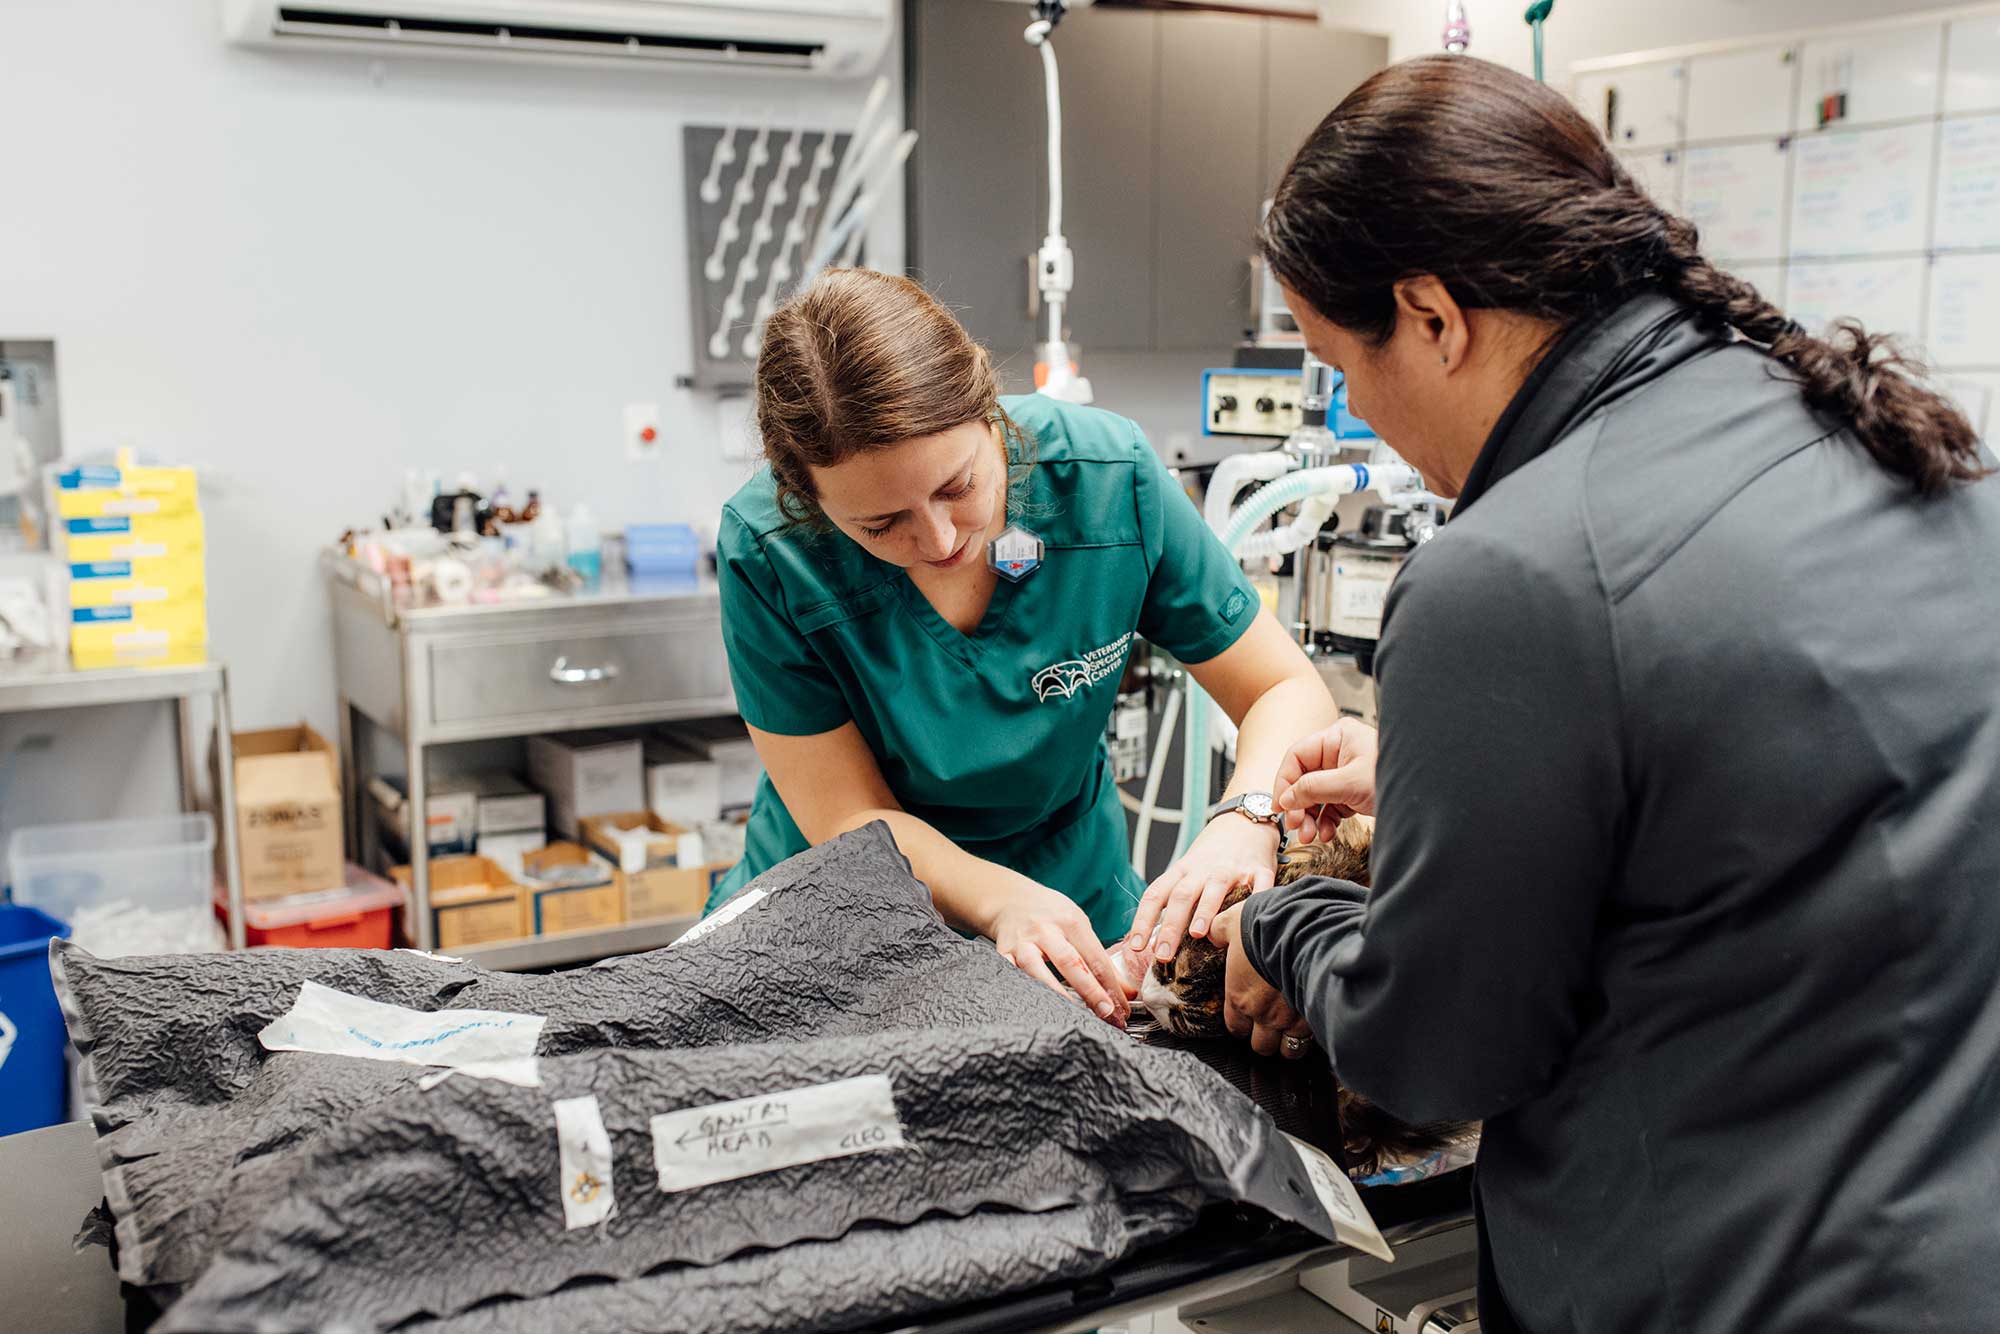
[[1210, 791, 1285, 846]]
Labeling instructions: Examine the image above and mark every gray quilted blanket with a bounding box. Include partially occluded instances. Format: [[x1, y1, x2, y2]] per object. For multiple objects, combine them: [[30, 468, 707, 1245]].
[[51, 822, 1344, 1333]]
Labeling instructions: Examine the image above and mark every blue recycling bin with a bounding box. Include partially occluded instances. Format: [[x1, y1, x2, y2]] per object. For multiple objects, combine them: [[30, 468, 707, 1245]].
[[0, 904, 72, 1137]]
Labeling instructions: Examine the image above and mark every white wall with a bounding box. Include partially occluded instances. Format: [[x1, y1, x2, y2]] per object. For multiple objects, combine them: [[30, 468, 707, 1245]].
[[1323, 0, 1970, 74], [0, 0, 898, 747]]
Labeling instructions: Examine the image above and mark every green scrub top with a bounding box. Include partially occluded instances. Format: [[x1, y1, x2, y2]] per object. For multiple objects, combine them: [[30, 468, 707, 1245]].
[[705, 394, 1259, 944]]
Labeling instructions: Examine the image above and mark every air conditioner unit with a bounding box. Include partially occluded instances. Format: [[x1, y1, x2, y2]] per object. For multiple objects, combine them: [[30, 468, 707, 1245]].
[[221, 0, 893, 75]]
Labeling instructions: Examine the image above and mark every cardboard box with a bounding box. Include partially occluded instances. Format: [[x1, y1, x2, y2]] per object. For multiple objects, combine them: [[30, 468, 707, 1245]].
[[475, 829, 548, 880], [70, 641, 208, 671], [232, 725, 345, 902], [66, 554, 207, 608], [392, 854, 526, 950], [526, 732, 643, 838], [654, 719, 762, 813], [55, 460, 199, 502], [521, 842, 624, 935], [643, 738, 722, 827], [53, 467, 199, 521], [59, 513, 205, 564], [581, 812, 710, 922], [70, 600, 208, 661]]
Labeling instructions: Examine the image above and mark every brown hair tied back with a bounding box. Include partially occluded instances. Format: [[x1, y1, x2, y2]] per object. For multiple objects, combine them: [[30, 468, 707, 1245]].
[[1259, 55, 1989, 497], [753, 268, 1030, 526]]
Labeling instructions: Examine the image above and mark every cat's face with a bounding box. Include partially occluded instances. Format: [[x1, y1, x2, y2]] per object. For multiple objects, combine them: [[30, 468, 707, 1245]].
[[1137, 884, 1250, 1038], [1137, 830, 1373, 1038]]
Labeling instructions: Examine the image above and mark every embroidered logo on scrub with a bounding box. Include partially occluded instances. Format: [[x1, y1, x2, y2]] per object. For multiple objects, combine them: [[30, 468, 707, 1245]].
[[1221, 587, 1251, 624], [1031, 632, 1133, 701]]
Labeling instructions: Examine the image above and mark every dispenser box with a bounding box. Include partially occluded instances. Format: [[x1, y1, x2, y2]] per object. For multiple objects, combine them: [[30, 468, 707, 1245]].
[[229, 724, 344, 902], [520, 841, 624, 936], [526, 732, 642, 838], [580, 812, 709, 922]]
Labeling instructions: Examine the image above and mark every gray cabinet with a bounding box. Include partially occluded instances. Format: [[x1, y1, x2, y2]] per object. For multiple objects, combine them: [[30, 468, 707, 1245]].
[[1262, 22, 1390, 195], [1156, 14, 1262, 351], [905, 0, 1042, 355], [1033, 5, 1158, 353], [908, 0, 1386, 360]]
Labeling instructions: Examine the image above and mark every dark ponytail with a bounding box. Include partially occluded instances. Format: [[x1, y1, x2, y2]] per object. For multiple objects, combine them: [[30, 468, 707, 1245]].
[[1260, 55, 1989, 496]]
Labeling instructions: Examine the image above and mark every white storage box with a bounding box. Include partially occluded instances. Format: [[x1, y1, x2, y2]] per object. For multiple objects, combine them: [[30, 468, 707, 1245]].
[[526, 732, 643, 839], [8, 813, 221, 956], [654, 718, 762, 814], [644, 739, 723, 828]]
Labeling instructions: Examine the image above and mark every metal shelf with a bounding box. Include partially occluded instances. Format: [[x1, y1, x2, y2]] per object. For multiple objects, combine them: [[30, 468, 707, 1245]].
[[0, 651, 224, 713], [0, 648, 245, 948], [455, 913, 699, 972]]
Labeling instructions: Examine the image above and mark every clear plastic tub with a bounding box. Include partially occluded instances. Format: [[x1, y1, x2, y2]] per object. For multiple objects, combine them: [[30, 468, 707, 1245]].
[[8, 813, 221, 956], [217, 864, 405, 951]]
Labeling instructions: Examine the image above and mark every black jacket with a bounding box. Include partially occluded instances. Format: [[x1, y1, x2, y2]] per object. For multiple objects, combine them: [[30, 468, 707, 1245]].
[[1240, 295, 2000, 1333]]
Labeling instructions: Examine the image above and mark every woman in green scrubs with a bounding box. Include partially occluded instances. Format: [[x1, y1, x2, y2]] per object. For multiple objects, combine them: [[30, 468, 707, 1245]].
[[705, 269, 1337, 1025]]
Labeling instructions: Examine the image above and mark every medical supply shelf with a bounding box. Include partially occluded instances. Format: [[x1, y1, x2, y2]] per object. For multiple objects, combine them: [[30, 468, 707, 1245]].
[[0, 650, 246, 948], [323, 549, 736, 963]]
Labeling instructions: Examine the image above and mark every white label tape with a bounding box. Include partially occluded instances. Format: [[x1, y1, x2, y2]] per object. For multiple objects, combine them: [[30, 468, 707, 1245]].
[[1284, 1132, 1393, 1263], [650, 1073, 907, 1193], [554, 1094, 617, 1229], [671, 887, 766, 948], [396, 948, 467, 964], [258, 980, 544, 1087]]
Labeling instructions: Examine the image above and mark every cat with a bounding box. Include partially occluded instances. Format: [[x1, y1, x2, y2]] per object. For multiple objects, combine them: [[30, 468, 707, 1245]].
[[1136, 820, 1475, 1179]]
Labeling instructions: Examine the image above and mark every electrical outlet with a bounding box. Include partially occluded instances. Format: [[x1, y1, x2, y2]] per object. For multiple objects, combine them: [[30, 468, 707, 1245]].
[[625, 403, 661, 461]]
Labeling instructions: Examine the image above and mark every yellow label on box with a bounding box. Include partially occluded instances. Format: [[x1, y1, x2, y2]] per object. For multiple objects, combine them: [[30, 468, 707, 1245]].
[[56, 461, 198, 498], [67, 556, 207, 609], [61, 513, 206, 564], [69, 641, 208, 671], [56, 488, 199, 521], [71, 601, 208, 655]]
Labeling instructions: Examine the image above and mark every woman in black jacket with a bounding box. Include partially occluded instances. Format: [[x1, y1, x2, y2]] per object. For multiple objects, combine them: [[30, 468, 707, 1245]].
[[1208, 56, 2000, 1333]]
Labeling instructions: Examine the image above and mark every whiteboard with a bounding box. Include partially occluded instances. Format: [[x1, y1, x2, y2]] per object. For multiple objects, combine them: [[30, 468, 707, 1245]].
[[1793, 23, 1943, 131], [1789, 122, 1933, 258], [1580, 8, 2000, 376], [1683, 142, 1789, 260], [1787, 258, 1928, 344], [1941, 375, 1998, 436], [1686, 46, 1796, 142], [1946, 16, 2000, 113], [1723, 262, 1786, 308], [1619, 147, 1682, 211], [1574, 61, 1685, 150], [1930, 254, 2000, 366], [1935, 114, 2000, 250]]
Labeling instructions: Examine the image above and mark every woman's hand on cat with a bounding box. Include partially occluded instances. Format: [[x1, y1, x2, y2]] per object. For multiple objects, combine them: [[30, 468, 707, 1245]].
[[1275, 719, 1379, 843], [1207, 903, 1315, 1058], [989, 881, 1133, 1028], [1124, 815, 1280, 965]]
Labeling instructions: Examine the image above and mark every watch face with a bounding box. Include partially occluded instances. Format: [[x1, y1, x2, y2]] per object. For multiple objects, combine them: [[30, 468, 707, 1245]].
[[1242, 792, 1274, 820]]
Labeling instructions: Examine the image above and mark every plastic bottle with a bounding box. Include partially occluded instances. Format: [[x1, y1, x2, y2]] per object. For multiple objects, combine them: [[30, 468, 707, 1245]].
[[532, 507, 566, 570], [565, 502, 602, 584]]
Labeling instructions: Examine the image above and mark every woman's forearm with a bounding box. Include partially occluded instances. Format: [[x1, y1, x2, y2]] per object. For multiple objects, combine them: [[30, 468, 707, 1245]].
[[833, 808, 1035, 937]]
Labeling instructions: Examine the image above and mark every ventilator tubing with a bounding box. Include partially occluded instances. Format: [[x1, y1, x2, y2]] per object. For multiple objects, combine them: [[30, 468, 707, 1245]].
[[1174, 462, 1419, 856]]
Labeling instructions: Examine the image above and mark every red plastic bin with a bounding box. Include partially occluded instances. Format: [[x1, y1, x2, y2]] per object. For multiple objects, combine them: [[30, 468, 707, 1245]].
[[218, 865, 404, 950]]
